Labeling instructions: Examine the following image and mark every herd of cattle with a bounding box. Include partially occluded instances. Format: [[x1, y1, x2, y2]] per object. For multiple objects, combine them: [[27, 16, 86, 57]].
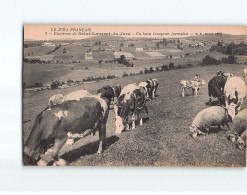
[[23, 69, 247, 166]]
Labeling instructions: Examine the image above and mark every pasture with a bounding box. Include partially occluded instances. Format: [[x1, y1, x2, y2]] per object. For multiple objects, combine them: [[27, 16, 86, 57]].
[[23, 64, 246, 167]]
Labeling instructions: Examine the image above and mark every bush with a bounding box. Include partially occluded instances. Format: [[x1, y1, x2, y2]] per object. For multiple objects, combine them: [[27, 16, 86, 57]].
[[51, 80, 62, 89], [161, 64, 169, 71], [169, 63, 175, 70], [187, 64, 193, 68], [123, 72, 128, 77], [67, 79, 73, 84], [107, 75, 116, 79], [202, 55, 221, 66]]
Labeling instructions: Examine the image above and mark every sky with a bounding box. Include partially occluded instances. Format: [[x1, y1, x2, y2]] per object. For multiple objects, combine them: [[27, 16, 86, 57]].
[[24, 25, 247, 41]]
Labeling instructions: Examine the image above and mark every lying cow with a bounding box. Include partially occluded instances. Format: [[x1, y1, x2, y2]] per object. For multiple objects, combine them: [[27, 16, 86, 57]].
[[189, 106, 230, 138], [97, 85, 121, 106], [180, 78, 206, 97], [208, 75, 227, 106], [114, 83, 148, 134], [224, 76, 247, 112], [227, 109, 247, 149], [23, 95, 109, 166]]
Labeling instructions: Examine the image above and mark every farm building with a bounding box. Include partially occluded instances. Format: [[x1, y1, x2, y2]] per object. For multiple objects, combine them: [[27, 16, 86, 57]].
[[136, 48, 143, 51]]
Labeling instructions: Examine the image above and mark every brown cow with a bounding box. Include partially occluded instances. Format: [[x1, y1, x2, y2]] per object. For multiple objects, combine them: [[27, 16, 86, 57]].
[[23, 95, 109, 166]]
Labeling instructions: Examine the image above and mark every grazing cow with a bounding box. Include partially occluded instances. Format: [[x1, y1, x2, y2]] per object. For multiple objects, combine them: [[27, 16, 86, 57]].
[[48, 94, 64, 106], [23, 96, 109, 166], [227, 109, 247, 149], [189, 106, 230, 138], [151, 79, 159, 98], [180, 78, 206, 97], [139, 79, 159, 100], [97, 85, 121, 105], [114, 83, 148, 134], [208, 75, 227, 106], [224, 76, 246, 115]]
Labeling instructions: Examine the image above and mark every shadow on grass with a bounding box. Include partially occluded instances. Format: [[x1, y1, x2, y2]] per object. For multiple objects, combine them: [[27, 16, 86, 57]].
[[61, 135, 119, 163], [205, 100, 221, 106]]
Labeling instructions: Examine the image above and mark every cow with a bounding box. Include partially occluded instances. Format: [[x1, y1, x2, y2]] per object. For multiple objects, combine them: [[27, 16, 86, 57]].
[[208, 75, 227, 106], [48, 94, 64, 106], [139, 79, 159, 100], [180, 78, 206, 97], [151, 79, 159, 98], [23, 95, 109, 166], [224, 76, 246, 117], [97, 85, 121, 106], [114, 83, 148, 135]]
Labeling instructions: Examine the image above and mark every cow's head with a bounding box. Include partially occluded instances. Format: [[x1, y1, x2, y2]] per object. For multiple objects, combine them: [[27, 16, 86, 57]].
[[114, 93, 136, 134], [237, 137, 246, 149], [226, 102, 238, 121], [189, 124, 198, 138], [112, 85, 122, 98]]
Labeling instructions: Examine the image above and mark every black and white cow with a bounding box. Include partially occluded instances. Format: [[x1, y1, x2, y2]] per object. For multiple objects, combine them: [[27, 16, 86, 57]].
[[208, 75, 227, 106], [139, 79, 159, 100], [23, 95, 109, 166], [180, 78, 206, 97], [114, 83, 148, 134], [97, 85, 121, 105]]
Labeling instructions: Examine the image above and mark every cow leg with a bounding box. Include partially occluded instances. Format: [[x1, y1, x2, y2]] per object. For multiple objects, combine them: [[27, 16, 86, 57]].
[[238, 99, 243, 111], [140, 118, 143, 126], [132, 121, 136, 129], [38, 137, 67, 166], [195, 88, 198, 96], [182, 88, 185, 97], [51, 138, 67, 166], [209, 97, 212, 106], [97, 122, 106, 154], [205, 127, 209, 135]]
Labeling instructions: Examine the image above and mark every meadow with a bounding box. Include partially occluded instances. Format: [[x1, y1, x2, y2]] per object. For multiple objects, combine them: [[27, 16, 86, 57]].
[[23, 63, 247, 167]]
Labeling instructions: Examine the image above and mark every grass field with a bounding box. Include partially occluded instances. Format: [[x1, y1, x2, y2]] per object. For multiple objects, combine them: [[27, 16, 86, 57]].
[[23, 64, 247, 167]]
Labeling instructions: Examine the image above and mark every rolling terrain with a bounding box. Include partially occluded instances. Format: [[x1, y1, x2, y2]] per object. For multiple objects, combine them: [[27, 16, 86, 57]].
[[23, 64, 247, 167]]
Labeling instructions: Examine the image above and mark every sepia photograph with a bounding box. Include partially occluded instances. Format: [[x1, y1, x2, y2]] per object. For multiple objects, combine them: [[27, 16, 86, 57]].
[[23, 25, 247, 167]]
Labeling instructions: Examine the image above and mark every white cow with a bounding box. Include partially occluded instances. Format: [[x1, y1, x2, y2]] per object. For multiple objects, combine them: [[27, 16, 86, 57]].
[[224, 76, 247, 118], [180, 79, 206, 97]]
